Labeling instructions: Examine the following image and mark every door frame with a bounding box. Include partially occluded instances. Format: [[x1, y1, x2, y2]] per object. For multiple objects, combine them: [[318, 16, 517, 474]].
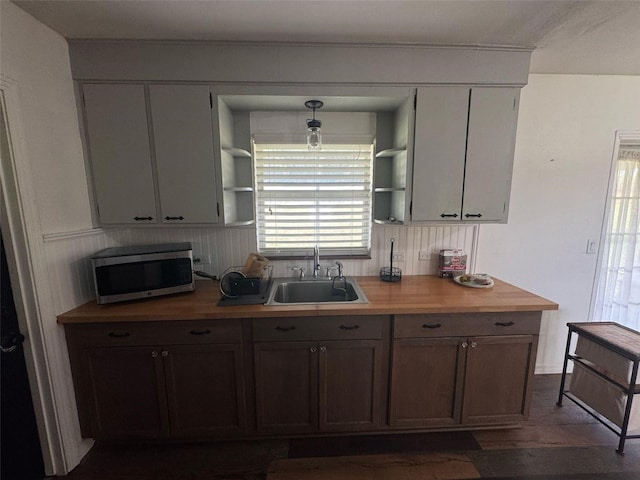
[[0, 74, 66, 474], [588, 131, 640, 323]]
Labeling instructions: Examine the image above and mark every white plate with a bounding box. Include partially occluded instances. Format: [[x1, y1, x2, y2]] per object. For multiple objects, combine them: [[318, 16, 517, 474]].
[[453, 274, 494, 289]]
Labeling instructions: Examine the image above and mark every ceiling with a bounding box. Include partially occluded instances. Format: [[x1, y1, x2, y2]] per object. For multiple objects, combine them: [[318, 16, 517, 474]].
[[11, 0, 640, 75]]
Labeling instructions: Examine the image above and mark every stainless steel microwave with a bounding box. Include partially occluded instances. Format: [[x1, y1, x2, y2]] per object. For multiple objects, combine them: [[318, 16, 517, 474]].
[[91, 243, 195, 304]]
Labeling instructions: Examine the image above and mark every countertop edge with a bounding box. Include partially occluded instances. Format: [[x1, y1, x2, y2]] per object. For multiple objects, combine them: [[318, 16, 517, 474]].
[[57, 275, 559, 325]]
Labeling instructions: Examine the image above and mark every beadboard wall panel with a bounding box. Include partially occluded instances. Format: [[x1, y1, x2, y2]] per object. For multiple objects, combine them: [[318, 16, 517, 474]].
[[43, 229, 111, 315], [44, 224, 477, 310]]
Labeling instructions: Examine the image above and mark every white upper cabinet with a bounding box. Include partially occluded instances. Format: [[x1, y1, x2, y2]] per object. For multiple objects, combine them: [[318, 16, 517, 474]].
[[83, 84, 157, 224], [411, 86, 520, 223], [82, 84, 221, 225], [462, 87, 520, 222], [411, 87, 468, 222], [149, 85, 220, 224]]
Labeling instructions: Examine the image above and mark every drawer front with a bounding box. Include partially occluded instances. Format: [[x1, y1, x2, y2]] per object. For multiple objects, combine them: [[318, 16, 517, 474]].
[[252, 316, 386, 342], [394, 312, 541, 339], [65, 320, 242, 347]]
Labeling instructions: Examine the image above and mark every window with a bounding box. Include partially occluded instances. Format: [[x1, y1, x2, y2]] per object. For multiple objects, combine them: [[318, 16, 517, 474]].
[[592, 136, 640, 330], [254, 142, 373, 256]]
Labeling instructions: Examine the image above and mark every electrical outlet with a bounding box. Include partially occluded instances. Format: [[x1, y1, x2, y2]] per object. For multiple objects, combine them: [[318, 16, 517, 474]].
[[193, 254, 211, 265], [392, 251, 405, 262], [418, 251, 430, 261]]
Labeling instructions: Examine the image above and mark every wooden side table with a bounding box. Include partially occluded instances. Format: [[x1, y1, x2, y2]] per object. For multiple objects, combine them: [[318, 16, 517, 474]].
[[557, 322, 640, 454]]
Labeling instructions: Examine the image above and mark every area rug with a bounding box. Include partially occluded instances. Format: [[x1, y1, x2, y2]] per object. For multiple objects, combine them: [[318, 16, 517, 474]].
[[288, 431, 481, 458], [267, 453, 481, 480]]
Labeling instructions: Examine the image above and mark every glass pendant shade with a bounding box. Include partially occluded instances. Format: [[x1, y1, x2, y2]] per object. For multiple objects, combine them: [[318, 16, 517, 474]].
[[305, 100, 324, 151], [307, 125, 322, 150]]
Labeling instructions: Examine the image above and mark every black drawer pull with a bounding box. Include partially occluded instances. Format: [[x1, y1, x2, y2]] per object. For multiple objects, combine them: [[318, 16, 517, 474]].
[[339, 324, 360, 330], [465, 213, 483, 218], [189, 329, 211, 336], [134, 216, 153, 221], [164, 216, 185, 221], [422, 323, 442, 329], [108, 331, 130, 338], [275, 326, 296, 332], [440, 213, 459, 218], [495, 321, 515, 327]]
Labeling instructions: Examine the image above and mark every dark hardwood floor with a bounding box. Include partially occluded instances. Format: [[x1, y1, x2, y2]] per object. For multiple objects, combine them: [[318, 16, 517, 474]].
[[50, 375, 640, 479]]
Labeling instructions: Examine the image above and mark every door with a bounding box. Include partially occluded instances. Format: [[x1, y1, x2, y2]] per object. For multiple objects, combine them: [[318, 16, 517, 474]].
[[462, 87, 520, 222], [82, 83, 157, 224], [254, 341, 318, 433], [461, 335, 536, 424], [1, 234, 45, 480], [389, 337, 464, 427], [411, 87, 469, 222], [83, 345, 170, 439], [319, 340, 384, 431], [164, 343, 246, 437], [149, 85, 220, 224]]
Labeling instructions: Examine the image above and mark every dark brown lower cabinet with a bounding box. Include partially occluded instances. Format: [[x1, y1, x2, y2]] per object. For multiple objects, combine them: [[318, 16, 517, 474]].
[[320, 339, 383, 431], [163, 343, 246, 437], [389, 313, 540, 429], [461, 334, 537, 424], [65, 321, 246, 440], [65, 312, 541, 442], [253, 316, 387, 434], [254, 341, 319, 433], [84, 346, 170, 439], [389, 337, 464, 427]]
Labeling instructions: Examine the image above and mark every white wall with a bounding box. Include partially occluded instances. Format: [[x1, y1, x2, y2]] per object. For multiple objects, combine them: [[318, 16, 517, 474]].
[[0, 2, 92, 234], [1, 2, 96, 474], [476, 74, 640, 373]]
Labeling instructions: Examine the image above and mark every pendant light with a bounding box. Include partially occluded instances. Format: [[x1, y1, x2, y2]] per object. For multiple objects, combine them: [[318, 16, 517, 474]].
[[305, 100, 323, 150]]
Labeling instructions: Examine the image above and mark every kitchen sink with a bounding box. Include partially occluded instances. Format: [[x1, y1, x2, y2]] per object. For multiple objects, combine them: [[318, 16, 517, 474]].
[[265, 277, 369, 305]]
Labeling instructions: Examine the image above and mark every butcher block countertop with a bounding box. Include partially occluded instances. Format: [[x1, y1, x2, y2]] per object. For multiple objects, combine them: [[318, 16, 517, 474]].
[[57, 275, 558, 324]]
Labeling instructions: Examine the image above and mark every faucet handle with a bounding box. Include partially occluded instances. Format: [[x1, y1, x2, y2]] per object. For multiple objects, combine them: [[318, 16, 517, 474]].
[[292, 267, 305, 279], [325, 265, 339, 278]]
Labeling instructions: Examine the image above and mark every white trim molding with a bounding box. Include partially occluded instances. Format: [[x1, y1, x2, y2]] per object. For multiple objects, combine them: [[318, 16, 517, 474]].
[[43, 227, 105, 242], [1, 74, 92, 475], [588, 130, 640, 324]]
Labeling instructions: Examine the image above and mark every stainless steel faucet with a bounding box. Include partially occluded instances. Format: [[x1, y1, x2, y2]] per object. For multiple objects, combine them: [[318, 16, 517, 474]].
[[312, 245, 320, 278]]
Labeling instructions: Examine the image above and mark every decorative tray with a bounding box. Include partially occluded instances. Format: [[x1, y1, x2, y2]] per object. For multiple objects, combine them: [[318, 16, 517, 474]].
[[453, 274, 494, 289]]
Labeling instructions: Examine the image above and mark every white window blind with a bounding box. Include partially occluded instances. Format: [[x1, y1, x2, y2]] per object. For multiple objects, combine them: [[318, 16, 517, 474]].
[[254, 143, 373, 256]]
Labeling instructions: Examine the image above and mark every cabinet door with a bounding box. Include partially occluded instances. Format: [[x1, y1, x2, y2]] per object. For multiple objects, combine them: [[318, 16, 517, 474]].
[[319, 340, 384, 431], [83, 84, 157, 224], [389, 337, 464, 427], [254, 341, 318, 433], [83, 346, 169, 439], [461, 335, 537, 424], [163, 344, 246, 437], [411, 87, 469, 222], [462, 87, 520, 222], [149, 85, 220, 224]]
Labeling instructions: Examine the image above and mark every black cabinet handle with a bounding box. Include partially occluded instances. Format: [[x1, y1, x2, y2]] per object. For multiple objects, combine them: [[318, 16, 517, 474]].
[[339, 324, 360, 330], [134, 216, 153, 221], [189, 329, 211, 336], [422, 323, 442, 329], [440, 213, 459, 218], [465, 213, 483, 218], [108, 331, 130, 338], [164, 216, 185, 221], [495, 321, 515, 327], [275, 326, 296, 332]]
